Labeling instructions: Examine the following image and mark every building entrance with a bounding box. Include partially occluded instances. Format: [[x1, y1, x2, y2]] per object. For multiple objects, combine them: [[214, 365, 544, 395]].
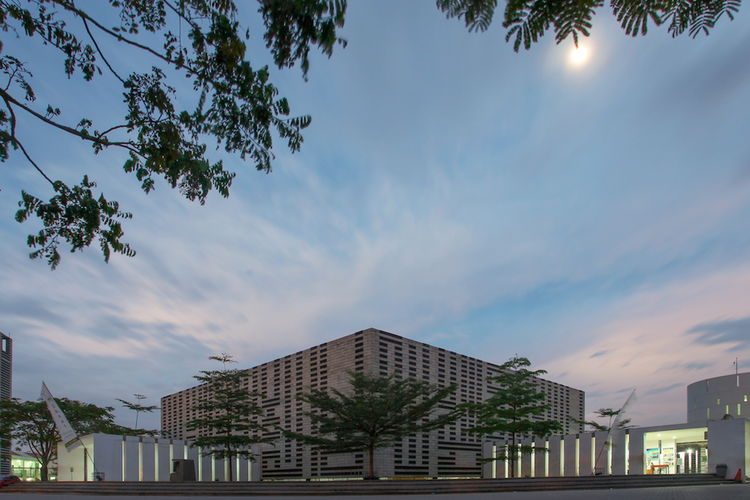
[[643, 427, 707, 475], [676, 442, 708, 474]]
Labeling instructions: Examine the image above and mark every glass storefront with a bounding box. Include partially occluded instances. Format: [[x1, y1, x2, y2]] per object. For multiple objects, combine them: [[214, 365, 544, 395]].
[[11, 455, 42, 481], [676, 442, 708, 474], [643, 427, 707, 474]]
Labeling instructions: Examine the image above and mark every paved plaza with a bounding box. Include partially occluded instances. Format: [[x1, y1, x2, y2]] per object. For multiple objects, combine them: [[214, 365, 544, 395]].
[[1, 484, 748, 500]]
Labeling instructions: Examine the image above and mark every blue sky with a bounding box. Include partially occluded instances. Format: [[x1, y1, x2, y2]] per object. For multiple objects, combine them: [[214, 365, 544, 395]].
[[1, 1, 749, 431]]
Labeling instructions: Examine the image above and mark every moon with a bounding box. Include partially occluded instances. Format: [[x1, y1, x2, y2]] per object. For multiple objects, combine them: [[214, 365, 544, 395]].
[[572, 47, 588, 63]]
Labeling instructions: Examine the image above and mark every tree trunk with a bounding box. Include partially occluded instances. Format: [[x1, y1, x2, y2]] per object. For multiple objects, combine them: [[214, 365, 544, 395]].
[[41, 462, 48, 481], [227, 446, 233, 481], [510, 410, 518, 478], [368, 445, 374, 480]]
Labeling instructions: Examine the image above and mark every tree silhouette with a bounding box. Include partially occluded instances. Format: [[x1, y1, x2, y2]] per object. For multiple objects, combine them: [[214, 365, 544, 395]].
[[187, 354, 268, 481], [116, 394, 159, 431], [284, 371, 459, 479], [462, 356, 561, 478]]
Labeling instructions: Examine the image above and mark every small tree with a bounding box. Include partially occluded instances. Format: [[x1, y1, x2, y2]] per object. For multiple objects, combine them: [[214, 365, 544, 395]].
[[284, 371, 459, 479], [462, 356, 562, 478], [0, 398, 127, 481], [116, 394, 159, 431], [571, 390, 637, 471], [187, 354, 268, 481], [571, 407, 636, 433]]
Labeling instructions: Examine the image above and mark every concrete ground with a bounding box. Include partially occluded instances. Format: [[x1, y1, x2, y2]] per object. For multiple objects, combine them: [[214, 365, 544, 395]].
[[1, 483, 748, 500]]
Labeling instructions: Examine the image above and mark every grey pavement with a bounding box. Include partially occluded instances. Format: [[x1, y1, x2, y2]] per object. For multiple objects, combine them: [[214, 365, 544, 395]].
[[1, 484, 749, 500]]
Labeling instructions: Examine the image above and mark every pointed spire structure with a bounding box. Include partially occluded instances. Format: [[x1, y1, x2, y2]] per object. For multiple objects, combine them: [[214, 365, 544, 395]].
[[594, 388, 636, 470]]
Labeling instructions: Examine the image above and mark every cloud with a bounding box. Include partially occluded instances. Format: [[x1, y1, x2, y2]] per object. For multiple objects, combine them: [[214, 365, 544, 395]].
[[681, 362, 713, 372], [651, 29, 750, 120], [687, 317, 750, 348], [539, 264, 750, 425], [642, 383, 684, 397], [0, 295, 69, 326], [2, 0, 750, 434]]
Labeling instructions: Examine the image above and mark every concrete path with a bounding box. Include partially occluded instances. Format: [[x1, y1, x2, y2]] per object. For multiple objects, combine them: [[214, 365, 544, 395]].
[[1, 483, 748, 500]]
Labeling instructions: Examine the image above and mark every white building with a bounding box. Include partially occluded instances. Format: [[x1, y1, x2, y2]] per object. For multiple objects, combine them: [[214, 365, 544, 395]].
[[58, 419, 749, 482], [484, 418, 747, 482], [688, 372, 749, 422], [57, 434, 260, 482], [482, 372, 750, 482]]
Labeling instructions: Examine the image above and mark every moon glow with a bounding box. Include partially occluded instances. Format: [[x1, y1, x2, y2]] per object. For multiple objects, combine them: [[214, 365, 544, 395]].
[[572, 47, 588, 63]]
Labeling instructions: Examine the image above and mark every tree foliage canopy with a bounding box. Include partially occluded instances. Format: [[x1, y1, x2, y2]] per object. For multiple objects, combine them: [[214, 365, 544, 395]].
[[461, 356, 562, 477], [1, 0, 346, 268], [571, 406, 636, 432], [284, 370, 459, 479], [437, 0, 741, 51], [116, 393, 159, 431], [187, 353, 268, 481], [0, 397, 133, 481]]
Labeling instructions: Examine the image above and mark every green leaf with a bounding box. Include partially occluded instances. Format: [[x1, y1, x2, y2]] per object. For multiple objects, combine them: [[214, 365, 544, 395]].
[[15, 177, 135, 269]]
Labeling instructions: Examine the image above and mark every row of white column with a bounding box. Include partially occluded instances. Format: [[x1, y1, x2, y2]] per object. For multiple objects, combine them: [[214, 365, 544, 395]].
[[71, 434, 261, 482], [118, 437, 261, 481], [482, 431, 632, 478]]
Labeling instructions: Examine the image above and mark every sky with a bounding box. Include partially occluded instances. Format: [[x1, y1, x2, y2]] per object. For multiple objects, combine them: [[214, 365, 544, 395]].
[[1, 1, 749, 433]]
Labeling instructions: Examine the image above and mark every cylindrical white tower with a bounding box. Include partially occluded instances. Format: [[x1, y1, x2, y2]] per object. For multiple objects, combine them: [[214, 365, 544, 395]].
[[687, 372, 749, 422]]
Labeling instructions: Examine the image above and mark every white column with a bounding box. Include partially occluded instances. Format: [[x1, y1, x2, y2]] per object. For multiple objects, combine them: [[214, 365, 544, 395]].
[[514, 444, 523, 478], [482, 442, 495, 478], [534, 438, 547, 477], [611, 431, 627, 475], [521, 438, 533, 477], [564, 435, 578, 476], [593, 431, 610, 475], [495, 444, 509, 478], [578, 433, 593, 476], [498, 447, 507, 479]]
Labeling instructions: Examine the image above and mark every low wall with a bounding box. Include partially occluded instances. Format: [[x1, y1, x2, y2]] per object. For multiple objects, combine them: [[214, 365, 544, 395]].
[[57, 434, 261, 482], [482, 418, 748, 482]]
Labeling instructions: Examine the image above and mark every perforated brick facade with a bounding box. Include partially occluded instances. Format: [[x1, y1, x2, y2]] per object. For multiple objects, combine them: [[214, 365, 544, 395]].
[[161, 328, 584, 479]]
